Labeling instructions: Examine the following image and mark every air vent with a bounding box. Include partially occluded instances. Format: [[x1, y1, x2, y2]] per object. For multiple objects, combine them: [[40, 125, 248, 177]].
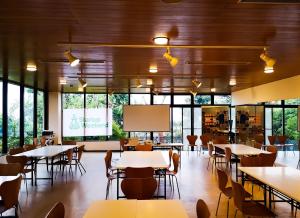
[[238, 0, 300, 3]]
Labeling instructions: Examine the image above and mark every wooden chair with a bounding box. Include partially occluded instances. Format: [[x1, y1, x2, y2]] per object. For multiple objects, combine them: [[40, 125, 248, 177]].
[[23, 144, 37, 151], [253, 142, 262, 150], [0, 175, 22, 217], [196, 199, 210, 218], [40, 136, 47, 146], [254, 134, 264, 144], [6, 155, 33, 195], [120, 138, 129, 152], [72, 145, 86, 175], [224, 147, 238, 170], [207, 144, 224, 170], [135, 144, 152, 151], [238, 131, 247, 144], [267, 145, 278, 154], [104, 150, 117, 199], [45, 202, 65, 218], [167, 153, 181, 199], [231, 180, 275, 217], [33, 137, 39, 147], [121, 177, 157, 200], [277, 135, 288, 144], [199, 135, 210, 155], [8, 147, 25, 155], [125, 167, 154, 178], [62, 140, 76, 145], [0, 163, 21, 176], [268, 136, 276, 145], [168, 149, 173, 168], [259, 153, 276, 167], [187, 135, 198, 154], [53, 149, 74, 183], [216, 168, 232, 217]]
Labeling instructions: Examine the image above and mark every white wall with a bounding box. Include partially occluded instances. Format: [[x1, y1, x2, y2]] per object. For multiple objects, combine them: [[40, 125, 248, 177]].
[[48, 92, 62, 144], [232, 75, 300, 105]]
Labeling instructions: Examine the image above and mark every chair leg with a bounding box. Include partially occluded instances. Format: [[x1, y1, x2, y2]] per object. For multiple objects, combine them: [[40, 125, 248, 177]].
[[207, 157, 211, 170], [234, 209, 237, 218], [227, 198, 230, 218], [79, 161, 86, 172], [23, 174, 28, 196], [173, 175, 181, 199], [215, 192, 222, 216], [105, 179, 110, 199]]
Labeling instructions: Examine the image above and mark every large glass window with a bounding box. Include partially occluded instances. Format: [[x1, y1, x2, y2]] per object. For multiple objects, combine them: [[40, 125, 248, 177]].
[[194, 95, 211, 105], [153, 95, 171, 105], [130, 94, 150, 105], [284, 108, 299, 145], [273, 108, 283, 135], [108, 94, 129, 140], [174, 95, 191, 105], [8, 83, 20, 148], [194, 108, 202, 137], [214, 95, 231, 105], [172, 107, 191, 149], [37, 91, 45, 138], [24, 88, 34, 144], [285, 98, 300, 105]]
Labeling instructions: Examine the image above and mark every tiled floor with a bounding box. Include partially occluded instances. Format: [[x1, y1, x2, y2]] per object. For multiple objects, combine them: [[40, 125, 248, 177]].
[[5, 150, 300, 217]]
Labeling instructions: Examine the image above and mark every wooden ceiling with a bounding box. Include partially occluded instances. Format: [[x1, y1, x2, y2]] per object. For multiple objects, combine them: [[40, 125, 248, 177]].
[[1, 0, 300, 93]]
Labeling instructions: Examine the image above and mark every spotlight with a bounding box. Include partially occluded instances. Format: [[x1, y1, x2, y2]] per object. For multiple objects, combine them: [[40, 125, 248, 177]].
[[78, 78, 87, 88], [59, 78, 67, 85], [78, 86, 84, 92], [189, 89, 197, 97], [149, 67, 158, 73], [136, 79, 143, 88], [64, 50, 80, 67], [260, 48, 276, 74], [153, 36, 169, 45], [211, 88, 216, 92], [163, 47, 179, 67], [229, 79, 236, 86], [26, 63, 37, 72], [192, 80, 202, 88]]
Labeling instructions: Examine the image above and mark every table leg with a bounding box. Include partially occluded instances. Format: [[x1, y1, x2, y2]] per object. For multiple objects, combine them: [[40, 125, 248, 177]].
[[31, 158, 34, 186], [51, 157, 54, 186], [263, 184, 267, 207], [268, 186, 272, 209], [241, 172, 245, 186], [235, 158, 238, 182], [117, 169, 119, 200], [164, 169, 167, 199], [34, 158, 38, 186]]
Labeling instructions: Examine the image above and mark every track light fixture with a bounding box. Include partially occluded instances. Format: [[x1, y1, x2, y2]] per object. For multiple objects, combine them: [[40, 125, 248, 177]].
[[189, 89, 197, 97], [78, 78, 87, 88], [260, 48, 276, 74], [136, 79, 143, 88], [64, 50, 80, 67], [163, 47, 179, 67], [78, 86, 84, 92], [149, 66, 158, 73], [192, 80, 202, 88]]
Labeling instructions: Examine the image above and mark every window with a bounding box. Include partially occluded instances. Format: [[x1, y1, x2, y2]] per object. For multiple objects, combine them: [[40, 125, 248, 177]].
[[214, 95, 231, 105], [194, 108, 202, 137], [62, 93, 84, 141], [285, 98, 300, 105], [194, 95, 211, 105], [24, 88, 34, 144], [130, 94, 150, 105], [108, 94, 129, 140], [172, 107, 191, 148], [265, 100, 281, 105], [153, 95, 171, 104], [284, 108, 299, 146], [174, 95, 191, 105], [272, 108, 283, 135], [37, 91, 45, 138], [8, 83, 20, 148]]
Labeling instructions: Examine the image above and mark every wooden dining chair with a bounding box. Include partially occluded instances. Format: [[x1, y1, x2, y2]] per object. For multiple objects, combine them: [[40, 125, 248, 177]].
[[231, 180, 275, 217], [254, 134, 264, 144], [268, 136, 276, 145], [33, 137, 39, 147], [121, 177, 157, 200], [8, 147, 25, 155], [53, 149, 74, 183], [187, 135, 198, 154], [45, 202, 65, 218], [277, 135, 288, 144], [213, 135, 228, 144], [120, 138, 129, 152], [253, 142, 262, 150], [0, 163, 21, 176], [23, 144, 37, 151], [259, 153, 276, 167], [267, 145, 278, 154], [199, 135, 210, 155], [196, 199, 210, 218], [207, 144, 224, 171], [135, 144, 152, 151], [104, 150, 117, 199], [40, 136, 47, 146], [125, 167, 154, 178], [72, 145, 86, 175], [0, 175, 22, 217], [216, 168, 232, 217], [167, 153, 181, 199]]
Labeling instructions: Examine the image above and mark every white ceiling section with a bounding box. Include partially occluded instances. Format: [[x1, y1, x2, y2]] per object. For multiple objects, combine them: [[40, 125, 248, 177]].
[[232, 75, 300, 105]]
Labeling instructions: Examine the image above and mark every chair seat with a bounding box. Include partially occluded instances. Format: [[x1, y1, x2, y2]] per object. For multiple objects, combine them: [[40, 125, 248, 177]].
[[222, 187, 232, 198], [242, 201, 275, 217]]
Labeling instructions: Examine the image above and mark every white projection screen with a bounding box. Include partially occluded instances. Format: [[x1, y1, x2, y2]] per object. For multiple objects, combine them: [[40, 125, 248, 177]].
[[123, 105, 170, 132]]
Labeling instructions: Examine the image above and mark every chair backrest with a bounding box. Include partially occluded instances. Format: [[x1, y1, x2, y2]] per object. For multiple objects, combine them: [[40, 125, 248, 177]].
[[200, 135, 210, 148], [0, 175, 22, 211], [62, 140, 76, 145], [267, 145, 278, 154], [172, 153, 179, 174], [6, 155, 28, 169], [268, 136, 276, 145], [121, 177, 157, 200], [208, 143, 214, 157], [65, 149, 73, 163], [259, 153, 276, 166], [254, 134, 264, 144], [125, 167, 154, 178], [77, 145, 84, 161], [135, 144, 152, 151], [33, 138, 39, 146], [23, 144, 36, 151], [216, 168, 228, 193], [224, 147, 232, 162], [187, 135, 197, 146], [213, 135, 227, 144], [45, 202, 65, 218], [277, 135, 287, 144], [0, 163, 21, 176], [40, 136, 47, 146], [104, 150, 112, 177], [253, 142, 262, 150], [144, 140, 153, 146], [240, 155, 261, 167], [231, 180, 246, 212], [196, 199, 210, 218], [120, 138, 129, 151], [8, 147, 24, 155], [168, 149, 173, 168]]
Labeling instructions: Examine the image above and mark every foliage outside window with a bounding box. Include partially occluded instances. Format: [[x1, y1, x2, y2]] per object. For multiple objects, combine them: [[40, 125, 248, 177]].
[[214, 95, 231, 105], [284, 108, 299, 145], [37, 91, 45, 138], [173, 95, 191, 105], [194, 95, 211, 105], [24, 88, 34, 144], [285, 98, 300, 105], [265, 100, 281, 105], [272, 108, 283, 135], [8, 83, 20, 148]]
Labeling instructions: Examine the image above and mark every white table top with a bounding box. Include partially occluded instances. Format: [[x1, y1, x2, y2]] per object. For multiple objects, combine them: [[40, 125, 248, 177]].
[[213, 144, 269, 156], [262, 144, 294, 147], [115, 151, 168, 169], [239, 167, 300, 202], [157, 143, 184, 147], [83, 200, 188, 218], [14, 145, 77, 158]]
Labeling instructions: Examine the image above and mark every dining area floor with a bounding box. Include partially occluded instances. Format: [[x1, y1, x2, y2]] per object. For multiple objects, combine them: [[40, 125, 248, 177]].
[[9, 150, 300, 218]]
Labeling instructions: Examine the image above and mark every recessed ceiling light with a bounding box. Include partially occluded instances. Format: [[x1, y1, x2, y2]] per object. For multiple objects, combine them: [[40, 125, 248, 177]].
[[59, 78, 67, 85], [26, 63, 37, 72], [149, 67, 158, 73], [264, 66, 274, 74], [211, 88, 216, 92], [229, 79, 236, 86], [153, 36, 169, 45], [64, 50, 80, 67]]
